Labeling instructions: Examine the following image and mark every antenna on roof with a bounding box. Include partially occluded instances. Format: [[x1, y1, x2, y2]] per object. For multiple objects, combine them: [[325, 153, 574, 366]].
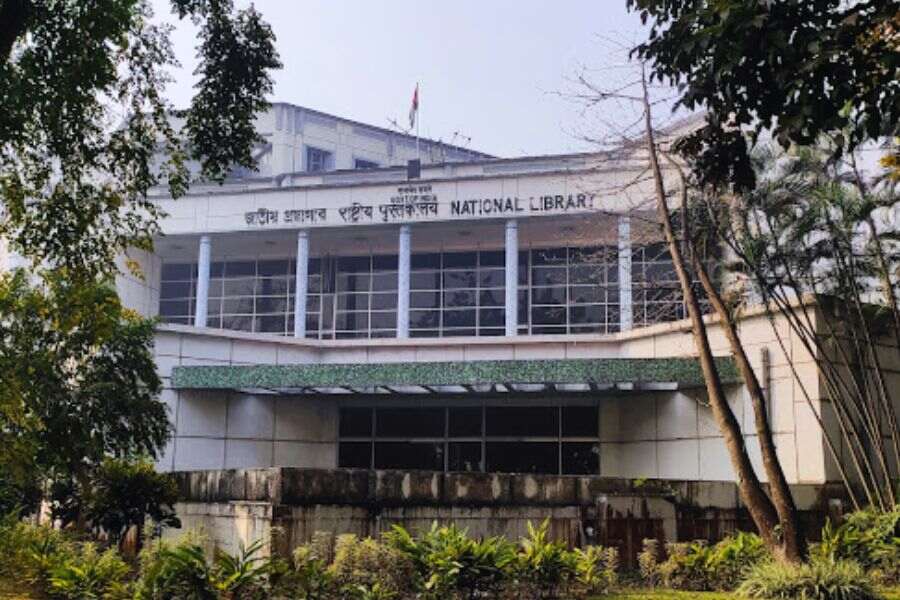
[[450, 131, 473, 148]]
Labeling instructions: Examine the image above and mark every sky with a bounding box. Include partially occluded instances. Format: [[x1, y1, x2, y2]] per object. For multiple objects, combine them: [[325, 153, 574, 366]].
[[151, 0, 650, 158]]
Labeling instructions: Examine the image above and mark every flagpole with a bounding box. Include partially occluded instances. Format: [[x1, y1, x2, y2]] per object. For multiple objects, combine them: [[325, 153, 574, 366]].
[[415, 81, 420, 161]]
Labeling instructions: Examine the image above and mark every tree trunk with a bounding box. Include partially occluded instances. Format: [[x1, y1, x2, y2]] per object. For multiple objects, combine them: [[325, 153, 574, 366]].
[[638, 67, 785, 557], [666, 156, 805, 562]]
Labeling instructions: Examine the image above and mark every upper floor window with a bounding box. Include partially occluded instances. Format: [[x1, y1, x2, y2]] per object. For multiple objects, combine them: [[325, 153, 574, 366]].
[[306, 146, 332, 172], [354, 158, 378, 170]]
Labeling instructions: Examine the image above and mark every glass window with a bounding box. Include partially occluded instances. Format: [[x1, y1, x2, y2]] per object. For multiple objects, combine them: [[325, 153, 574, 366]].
[[306, 146, 332, 172], [448, 443, 482, 472], [376, 408, 444, 438], [375, 442, 444, 471], [562, 406, 599, 437], [449, 407, 482, 437], [486, 442, 558, 474], [562, 442, 600, 475], [339, 442, 371, 469], [339, 408, 372, 437], [354, 158, 378, 169], [486, 407, 558, 437]]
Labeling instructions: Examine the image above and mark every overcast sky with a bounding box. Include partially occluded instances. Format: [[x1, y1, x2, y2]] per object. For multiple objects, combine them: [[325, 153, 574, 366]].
[[151, 1, 650, 158]]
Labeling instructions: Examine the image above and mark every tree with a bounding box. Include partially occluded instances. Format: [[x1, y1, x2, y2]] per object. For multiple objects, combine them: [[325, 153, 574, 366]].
[[0, 0, 281, 277], [0, 0, 280, 513], [85, 457, 181, 551], [0, 270, 169, 509], [627, 0, 899, 191]]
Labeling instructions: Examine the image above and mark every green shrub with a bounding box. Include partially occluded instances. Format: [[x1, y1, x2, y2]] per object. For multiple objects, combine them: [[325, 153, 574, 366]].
[[572, 544, 619, 596], [637, 538, 662, 587], [85, 458, 181, 550], [0, 516, 76, 592], [512, 520, 579, 600], [814, 507, 900, 584], [737, 558, 880, 600], [329, 534, 417, 599], [655, 533, 767, 591], [290, 544, 335, 600], [47, 542, 131, 600]]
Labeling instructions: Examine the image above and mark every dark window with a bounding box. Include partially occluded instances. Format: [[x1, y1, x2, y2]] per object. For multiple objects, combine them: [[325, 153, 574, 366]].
[[562, 406, 599, 437], [161, 263, 195, 280], [449, 443, 482, 472], [485, 407, 558, 437], [486, 442, 558, 474], [375, 442, 444, 471], [449, 407, 482, 437], [160, 281, 192, 299], [307, 146, 332, 172], [339, 408, 373, 437], [339, 442, 372, 469], [376, 408, 445, 438], [562, 442, 600, 475], [354, 158, 378, 169]]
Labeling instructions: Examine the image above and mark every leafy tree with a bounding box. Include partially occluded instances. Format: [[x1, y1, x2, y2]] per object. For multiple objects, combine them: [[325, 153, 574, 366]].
[[84, 458, 181, 551], [0, 270, 168, 512], [628, 0, 900, 191], [0, 0, 281, 276]]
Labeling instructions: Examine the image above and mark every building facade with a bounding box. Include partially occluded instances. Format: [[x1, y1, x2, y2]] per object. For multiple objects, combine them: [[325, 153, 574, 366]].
[[101, 104, 843, 493]]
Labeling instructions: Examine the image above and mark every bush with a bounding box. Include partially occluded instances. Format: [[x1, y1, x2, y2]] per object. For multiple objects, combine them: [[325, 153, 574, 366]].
[[652, 532, 767, 592], [511, 520, 579, 600], [738, 559, 880, 600], [0, 515, 76, 592], [637, 538, 662, 587], [85, 458, 181, 550], [290, 543, 335, 600], [48, 542, 132, 600], [330, 534, 417, 599], [813, 506, 900, 584], [572, 544, 619, 596]]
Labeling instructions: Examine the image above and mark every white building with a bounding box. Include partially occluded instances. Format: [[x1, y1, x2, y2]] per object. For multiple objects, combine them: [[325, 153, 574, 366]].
[[103, 103, 847, 496]]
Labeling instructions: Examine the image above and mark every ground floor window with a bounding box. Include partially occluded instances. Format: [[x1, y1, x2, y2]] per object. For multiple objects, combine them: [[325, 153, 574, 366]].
[[337, 403, 600, 475]]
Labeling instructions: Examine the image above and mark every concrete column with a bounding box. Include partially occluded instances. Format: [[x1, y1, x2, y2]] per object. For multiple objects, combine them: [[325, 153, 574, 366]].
[[293, 230, 310, 338], [617, 216, 633, 331], [397, 224, 411, 338], [194, 235, 211, 327], [505, 219, 519, 336]]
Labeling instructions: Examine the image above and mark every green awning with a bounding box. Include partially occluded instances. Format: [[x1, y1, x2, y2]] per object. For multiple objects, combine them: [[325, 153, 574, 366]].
[[170, 357, 736, 395]]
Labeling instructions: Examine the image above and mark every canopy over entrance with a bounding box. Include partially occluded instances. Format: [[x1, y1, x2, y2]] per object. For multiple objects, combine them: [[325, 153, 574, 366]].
[[171, 357, 736, 395]]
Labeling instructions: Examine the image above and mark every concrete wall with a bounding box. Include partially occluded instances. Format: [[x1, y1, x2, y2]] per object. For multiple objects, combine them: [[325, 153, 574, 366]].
[[153, 303, 829, 485]]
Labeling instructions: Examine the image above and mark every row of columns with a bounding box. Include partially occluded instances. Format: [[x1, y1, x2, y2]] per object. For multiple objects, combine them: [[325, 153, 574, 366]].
[[193, 217, 634, 337]]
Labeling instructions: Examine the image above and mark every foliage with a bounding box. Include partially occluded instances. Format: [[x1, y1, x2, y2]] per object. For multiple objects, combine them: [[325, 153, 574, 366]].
[[628, 0, 900, 191], [738, 558, 880, 600], [638, 539, 662, 587], [572, 544, 619, 596], [289, 544, 335, 600], [47, 543, 132, 600], [0, 270, 168, 518], [84, 458, 181, 549], [814, 508, 900, 585], [647, 533, 767, 592], [0, 515, 76, 592], [0, 0, 281, 277], [329, 534, 417, 599], [512, 520, 579, 600]]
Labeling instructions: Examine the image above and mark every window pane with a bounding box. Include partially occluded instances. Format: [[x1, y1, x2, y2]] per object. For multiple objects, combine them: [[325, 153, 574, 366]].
[[376, 408, 444, 438], [449, 407, 482, 437], [444, 271, 476, 289], [486, 406, 558, 437], [532, 266, 567, 286], [340, 408, 372, 437], [256, 296, 288, 314], [444, 289, 476, 308], [486, 442, 558, 474], [160, 281, 192, 299], [569, 305, 604, 325], [443, 252, 477, 268], [570, 265, 606, 285], [375, 442, 444, 471], [223, 278, 256, 296], [339, 442, 371, 469], [531, 306, 566, 325], [569, 285, 605, 304], [258, 277, 289, 296], [411, 272, 441, 290], [443, 309, 476, 327], [562, 406, 599, 437], [335, 311, 368, 331], [159, 299, 190, 317], [479, 308, 505, 327], [412, 253, 441, 269], [258, 260, 289, 276], [562, 442, 600, 475], [410, 310, 440, 328], [479, 250, 504, 267], [370, 312, 397, 329], [532, 248, 567, 265], [161, 263, 194, 280], [371, 292, 397, 310], [411, 291, 440, 309], [337, 293, 369, 311], [337, 256, 370, 273], [479, 269, 505, 288], [222, 315, 253, 331], [225, 261, 255, 277], [256, 314, 286, 334], [531, 287, 566, 306], [479, 289, 504, 307], [371, 272, 398, 292], [337, 273, 371, 292], [449, 443, 482, 472], [222, 297, 254, 314]]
